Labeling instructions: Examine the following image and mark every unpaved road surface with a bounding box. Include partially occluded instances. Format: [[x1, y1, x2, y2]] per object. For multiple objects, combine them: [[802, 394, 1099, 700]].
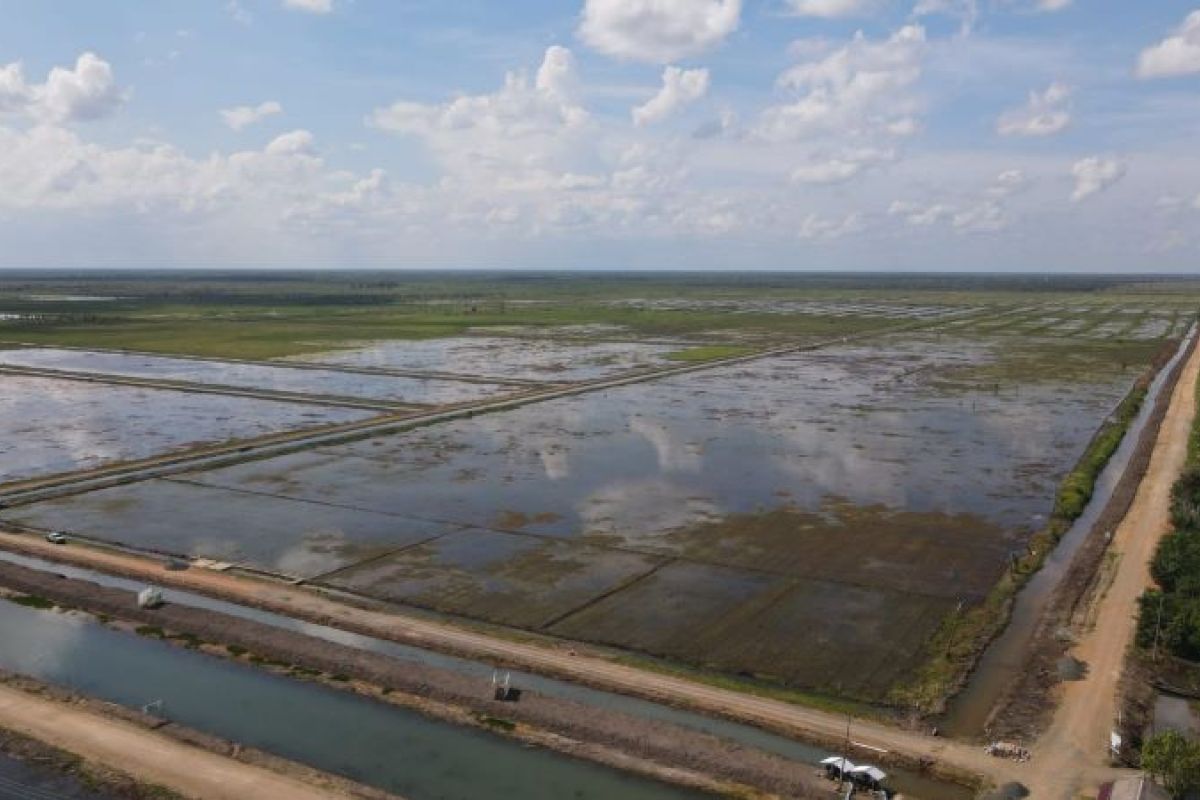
[[0, 684, 351, 800], [1023, 335, 1200, 797]]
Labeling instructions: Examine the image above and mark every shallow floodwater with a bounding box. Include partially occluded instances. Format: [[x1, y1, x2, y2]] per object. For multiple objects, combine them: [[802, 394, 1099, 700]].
[[10, 334, 1143, 699], [0, 599, 702, 800], [0, 375, 373, 484], [291, 335, 678, 382], [0, 348, 511, 405]]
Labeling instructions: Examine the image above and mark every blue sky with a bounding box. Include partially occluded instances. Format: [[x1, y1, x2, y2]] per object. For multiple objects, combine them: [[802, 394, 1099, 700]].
[[1, 0, 1198, 270]]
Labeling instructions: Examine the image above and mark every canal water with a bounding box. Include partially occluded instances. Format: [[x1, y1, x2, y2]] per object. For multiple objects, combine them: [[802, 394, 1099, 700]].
[[0, 549, 972, 800], [941, 327, 1196, 737], [0, 597, 703, 800]]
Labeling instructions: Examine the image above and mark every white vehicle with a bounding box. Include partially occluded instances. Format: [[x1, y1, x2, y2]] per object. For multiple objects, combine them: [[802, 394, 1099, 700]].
[[45, 532, 67, 545]]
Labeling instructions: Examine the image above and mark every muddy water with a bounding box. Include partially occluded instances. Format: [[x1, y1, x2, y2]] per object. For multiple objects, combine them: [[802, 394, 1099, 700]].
[[0, 348, 511, 404], [0, 597, 703, 800], [0, 550, 971, 800], [940, 329, 1195, 738], [0, 375, 372, 484], [290, 336, 678, 382]]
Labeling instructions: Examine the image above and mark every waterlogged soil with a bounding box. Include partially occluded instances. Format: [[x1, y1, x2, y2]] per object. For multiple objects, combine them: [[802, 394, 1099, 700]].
[[290, 336, 680, 382], [7, 334, 1148, 700], [0, 347, 512, 404], [0, 375, 373, 485]]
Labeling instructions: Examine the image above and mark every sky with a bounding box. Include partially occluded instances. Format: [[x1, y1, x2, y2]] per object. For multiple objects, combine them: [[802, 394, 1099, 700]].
[[1, 1, 1199, 271]]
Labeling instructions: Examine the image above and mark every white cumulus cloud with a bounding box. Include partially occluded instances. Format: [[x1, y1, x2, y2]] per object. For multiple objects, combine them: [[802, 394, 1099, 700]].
[[1136, 10, 1200, 79], [282, 0, 332, 13], [1071, 156, 1125, 202], [757, 25, 926, 143], [0, 53, 126, 124], [578, 0, 741, 63], [784, 0, 880, 18], [790, 147, 893, 184], [996, 82, 1071, 137], [632, 66, 710, 126], [221, 100, 283, 131]]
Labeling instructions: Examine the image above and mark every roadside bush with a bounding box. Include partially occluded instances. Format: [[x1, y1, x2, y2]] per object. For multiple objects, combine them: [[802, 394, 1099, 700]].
[[1152, 531, 1200, 595], [1172, 468, 1200, 531], [1143, 731, 1200, 799]]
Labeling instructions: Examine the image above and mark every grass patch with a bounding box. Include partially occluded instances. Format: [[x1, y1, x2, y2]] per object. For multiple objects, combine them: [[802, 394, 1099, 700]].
[[8, 594, 55, 610], [664, 345, 754, 363], [225, 643, 247, 657], [609, 651, 886, 721], [167, 632, 204, 648], [478, 715, 517, 732], [135, 625, 165, 638]]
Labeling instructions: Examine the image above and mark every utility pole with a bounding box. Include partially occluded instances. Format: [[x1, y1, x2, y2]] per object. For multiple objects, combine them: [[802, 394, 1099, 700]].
[[838, 712, 851, 792], [1152, 591, 1166, 663]]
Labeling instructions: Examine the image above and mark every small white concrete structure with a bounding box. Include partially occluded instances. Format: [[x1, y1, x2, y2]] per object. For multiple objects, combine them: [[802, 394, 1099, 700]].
[[137, 586, 164, 609]]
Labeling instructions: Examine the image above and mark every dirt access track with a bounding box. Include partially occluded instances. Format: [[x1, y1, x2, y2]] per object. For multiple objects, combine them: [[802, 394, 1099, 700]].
[[0, 683, 361, 800]]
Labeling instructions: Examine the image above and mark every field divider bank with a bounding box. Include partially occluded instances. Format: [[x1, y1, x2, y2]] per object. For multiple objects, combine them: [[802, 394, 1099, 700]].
[[0, 340, 555, 388], [0, 363, 418, 412], [0, 671, 387, 800]]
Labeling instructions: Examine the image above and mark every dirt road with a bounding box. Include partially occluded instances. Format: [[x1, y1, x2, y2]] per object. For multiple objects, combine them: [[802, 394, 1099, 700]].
[[1022, 334, 1200, 797], [0, 683, 351, 800]]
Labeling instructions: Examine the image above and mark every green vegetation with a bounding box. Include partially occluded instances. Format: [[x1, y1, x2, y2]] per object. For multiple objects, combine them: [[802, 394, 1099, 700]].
[[664, 345, 754, 363], [7, 594, 55, 610], [135, 625, 165, 638], [167, 632, 205, 648], [1142, 731, 1200, 798], [225, 643, 248, 657], [477, 715, 517, 732], [1055, 385, 1147, 519], [1138, 361, 1200, 664], [609, 651, 884, 721]]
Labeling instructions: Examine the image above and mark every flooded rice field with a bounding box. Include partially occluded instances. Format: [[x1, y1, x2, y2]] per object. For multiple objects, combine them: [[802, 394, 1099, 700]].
[[0, 347, 513, 405], [289, 335, 680, 382], [6, 332, 1156, 701], [0, 375, 374, 485], [606, 298, 980, 320]]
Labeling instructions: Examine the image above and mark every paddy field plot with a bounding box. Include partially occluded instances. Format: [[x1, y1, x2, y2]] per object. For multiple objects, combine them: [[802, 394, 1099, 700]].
[[0, 375, 374, 485], [0, 347, 513, 405], [6, 331, 1161, 701], [287, 335, 685, 383]]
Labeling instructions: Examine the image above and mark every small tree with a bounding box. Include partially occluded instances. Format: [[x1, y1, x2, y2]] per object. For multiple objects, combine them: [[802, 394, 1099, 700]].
[[1143, 731, 1200, 799]]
